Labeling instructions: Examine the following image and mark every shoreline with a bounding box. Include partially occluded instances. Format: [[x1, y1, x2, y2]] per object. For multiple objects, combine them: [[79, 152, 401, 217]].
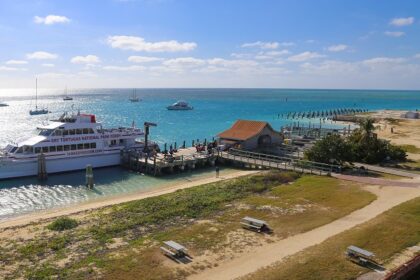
[[0, 169, 259, 230]]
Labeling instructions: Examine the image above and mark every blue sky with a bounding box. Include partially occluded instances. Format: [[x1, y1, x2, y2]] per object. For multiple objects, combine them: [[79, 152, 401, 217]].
[[0, 0, 419, 89]]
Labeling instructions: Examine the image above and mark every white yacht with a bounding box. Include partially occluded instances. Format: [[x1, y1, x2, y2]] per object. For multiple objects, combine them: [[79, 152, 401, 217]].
[[167, 100, 193, 110], [0, 112, 145, 179], [129, 89, 140, 102], [29, 78, 49, 115], [63, 86, 73, 101]]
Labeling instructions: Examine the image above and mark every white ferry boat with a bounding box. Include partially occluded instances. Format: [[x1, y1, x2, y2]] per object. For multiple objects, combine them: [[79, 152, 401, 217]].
[[0, 112, 145, 179], [167, 100, 193, 110]]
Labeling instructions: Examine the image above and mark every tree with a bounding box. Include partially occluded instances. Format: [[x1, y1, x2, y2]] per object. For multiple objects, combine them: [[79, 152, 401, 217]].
[[304, 134, 353, 164]]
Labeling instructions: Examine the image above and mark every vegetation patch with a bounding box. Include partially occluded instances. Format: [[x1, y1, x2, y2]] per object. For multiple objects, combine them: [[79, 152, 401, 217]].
[[243, 197, 420, 280], [47, 216, 79, 231], [306, 118, 406, 164], [399, 144, 420, 154]]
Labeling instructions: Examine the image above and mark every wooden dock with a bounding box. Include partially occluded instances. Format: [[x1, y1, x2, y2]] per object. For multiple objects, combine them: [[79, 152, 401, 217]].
[[121, 147, 217, 176]]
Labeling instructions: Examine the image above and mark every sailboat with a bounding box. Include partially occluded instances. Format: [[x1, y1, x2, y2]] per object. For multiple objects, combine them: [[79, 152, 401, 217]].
[[63, 86, 73, 101], [29, 78, 49, 115], [129, 89, 140, 102]]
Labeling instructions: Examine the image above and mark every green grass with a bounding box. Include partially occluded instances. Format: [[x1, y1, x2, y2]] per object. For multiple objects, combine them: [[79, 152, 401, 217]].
[[243, 197, 420, 280], [399, 144, 420, 154], [1, 171, 377, 280], [47, 217, 78, 231]]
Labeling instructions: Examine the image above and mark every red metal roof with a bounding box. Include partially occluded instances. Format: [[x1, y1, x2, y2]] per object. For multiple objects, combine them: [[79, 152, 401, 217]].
[[218, 120, 274, 141]]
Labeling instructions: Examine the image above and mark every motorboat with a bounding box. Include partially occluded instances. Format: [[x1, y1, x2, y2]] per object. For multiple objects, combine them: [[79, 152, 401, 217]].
[[167, 100, 193, 110]]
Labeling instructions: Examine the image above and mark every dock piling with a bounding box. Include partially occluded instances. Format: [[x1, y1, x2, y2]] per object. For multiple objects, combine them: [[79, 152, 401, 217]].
[[85, 164, 94, 189]]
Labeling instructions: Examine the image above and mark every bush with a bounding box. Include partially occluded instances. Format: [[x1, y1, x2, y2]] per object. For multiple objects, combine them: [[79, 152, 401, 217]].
[[47, 217, 78, 231], [305, 134, 353, 164]]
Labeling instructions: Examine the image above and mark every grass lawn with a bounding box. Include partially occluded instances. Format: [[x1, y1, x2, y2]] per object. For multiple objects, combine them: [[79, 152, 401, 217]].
[[0, 171, 376, 280], [243, 197, 420, 280]]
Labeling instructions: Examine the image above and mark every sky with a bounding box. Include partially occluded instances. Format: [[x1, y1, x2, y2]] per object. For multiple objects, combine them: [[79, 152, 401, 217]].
[[0, 0, 420, 89]]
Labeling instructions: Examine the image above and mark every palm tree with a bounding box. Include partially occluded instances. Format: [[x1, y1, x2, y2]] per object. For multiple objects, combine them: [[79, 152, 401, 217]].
[[356, 118, 376, 143]]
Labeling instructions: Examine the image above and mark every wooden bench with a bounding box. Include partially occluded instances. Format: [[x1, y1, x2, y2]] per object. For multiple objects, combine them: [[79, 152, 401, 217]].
[[160, 240, 192, 263], [241, 216, 272, 233], [346, 245, 380, 267]]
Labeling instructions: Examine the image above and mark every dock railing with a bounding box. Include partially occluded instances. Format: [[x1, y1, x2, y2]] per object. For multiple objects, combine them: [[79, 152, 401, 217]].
[[221, 148, 341, 175]]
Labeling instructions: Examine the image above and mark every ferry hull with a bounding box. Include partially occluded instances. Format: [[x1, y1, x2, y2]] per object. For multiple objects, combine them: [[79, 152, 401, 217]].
[[0, 151, 122, 180]]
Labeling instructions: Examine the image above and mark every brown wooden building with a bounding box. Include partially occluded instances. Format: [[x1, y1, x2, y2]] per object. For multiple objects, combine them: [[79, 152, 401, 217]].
[[217, 120, 283, 150]]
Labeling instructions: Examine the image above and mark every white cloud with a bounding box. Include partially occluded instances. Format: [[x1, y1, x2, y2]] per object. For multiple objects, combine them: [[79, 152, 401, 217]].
[[34, 15, 70, 25], [288, 51, 324, 62], [103, 65, 146, 71], [415, 54, 420, 59], [26, 51, 58, 60], [207, 58, 258, 67], [37, 72, 68, 78], [71, 55, 101, 64], [300, 60, 359, 74], [241, 41, 279, 49], [0, 66, 26, 71], [327, 44, 348, 52], [362, 57, 406, 65], [280, 42, 295, 47], [389, 17, 415, 27], [42, 63, 55, 67], [163, 57, 206, 67], [128, 56, 163, 63], [107, 35, 197, 52], [265, 50, 290, 56], [5, 60, 27, 65], [384, 31, 405, 37]]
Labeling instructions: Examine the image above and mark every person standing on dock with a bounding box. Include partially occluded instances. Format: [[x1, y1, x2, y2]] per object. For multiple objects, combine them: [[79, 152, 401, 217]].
[[215, 166, 220, 178]]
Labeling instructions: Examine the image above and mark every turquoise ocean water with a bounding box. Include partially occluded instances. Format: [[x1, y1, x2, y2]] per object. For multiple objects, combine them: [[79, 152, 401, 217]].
[[0, 88, 419, 220]]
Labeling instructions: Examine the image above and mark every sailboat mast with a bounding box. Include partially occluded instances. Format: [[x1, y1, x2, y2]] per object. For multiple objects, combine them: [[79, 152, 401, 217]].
[[35, 78, 38, 110]]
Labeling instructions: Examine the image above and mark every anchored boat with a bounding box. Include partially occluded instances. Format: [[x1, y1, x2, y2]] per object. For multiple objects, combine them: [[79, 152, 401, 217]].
[[167, 100, 193, 110], [29, 78, 49, 115], [0, 111, 145, 179]]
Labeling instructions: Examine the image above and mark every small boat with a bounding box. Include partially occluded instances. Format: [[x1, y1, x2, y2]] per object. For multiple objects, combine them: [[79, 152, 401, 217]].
[[0, 102, 9, 107], [167, 100, 193, 110], [129, 89, 140, 102], [29, 78, 49, 115], [63, 86, 73, 101]]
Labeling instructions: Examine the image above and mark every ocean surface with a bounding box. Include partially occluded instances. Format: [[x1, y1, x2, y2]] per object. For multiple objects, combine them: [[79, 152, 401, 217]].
[[0, 88, 419, 220]]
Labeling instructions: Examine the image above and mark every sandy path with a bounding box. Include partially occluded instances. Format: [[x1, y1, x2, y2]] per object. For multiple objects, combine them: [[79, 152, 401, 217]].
[[189, 182, 420, 280], [0, 170, 258, 230]]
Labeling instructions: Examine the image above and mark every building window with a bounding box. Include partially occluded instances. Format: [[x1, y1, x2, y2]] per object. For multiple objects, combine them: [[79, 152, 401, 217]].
[[35, 147, 41, 153], [77, 144, 83, 150], [90, 143, 96, 149], [63, 130, 69, 136], [57, 146, 63, 152], [50, 146, 57, 152], [76, 129, 83, 135], [84, 143, 90, 149], [83, 128, 89, 134], [64, 145, 70, 151], [69, 129, 76, 135], [42, 147, 48, 153], [71, 144, 77, 150]]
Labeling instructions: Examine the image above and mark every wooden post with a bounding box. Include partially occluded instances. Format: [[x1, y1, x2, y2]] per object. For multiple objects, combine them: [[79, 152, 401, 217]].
[[37, 153, 48, 180], [85, 164, 94, 189]]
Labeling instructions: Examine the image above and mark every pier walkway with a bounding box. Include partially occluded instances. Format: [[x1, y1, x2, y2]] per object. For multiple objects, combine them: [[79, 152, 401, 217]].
[[218, 149, 340, 176]]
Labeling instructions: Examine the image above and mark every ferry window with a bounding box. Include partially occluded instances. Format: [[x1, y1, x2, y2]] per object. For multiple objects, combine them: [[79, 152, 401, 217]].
[[83, 128, 89, 134], [35, 147, 41, 153], [50, 146, 56, 152], [84, 143, 90, 149], [89, 128, 94, 134], [57, 146, 63, 152], [16, 147, 23, 153], [76, 129, 83, 135], [77, 144, 83, 150], [42, 147, 49, 153], [110, 140, 117, 145], [71, 144, 77, 150], [64, 145, 70, 151], [63, 130, 69, 136], [90, 143, 96, 149], [69, 129, 75, 135], [54, 130, 63, 136], [39, 130, 52, 136]]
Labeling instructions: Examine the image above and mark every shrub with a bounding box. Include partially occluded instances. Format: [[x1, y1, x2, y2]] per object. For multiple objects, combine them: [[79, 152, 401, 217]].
[[47, 217, 78, 231]]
